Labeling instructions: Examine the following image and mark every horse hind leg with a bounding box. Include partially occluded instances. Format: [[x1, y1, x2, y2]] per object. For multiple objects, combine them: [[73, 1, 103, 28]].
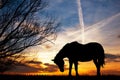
[[74, 61, 79, 76], [69, 61, 73, 76], [93, 59, 101, 76]]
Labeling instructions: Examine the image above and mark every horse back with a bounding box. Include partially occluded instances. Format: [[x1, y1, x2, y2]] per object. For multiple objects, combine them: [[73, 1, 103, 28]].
[[84, 42, 104, 58], [67, 42, 104, 62], [85, 42, 104, 52]]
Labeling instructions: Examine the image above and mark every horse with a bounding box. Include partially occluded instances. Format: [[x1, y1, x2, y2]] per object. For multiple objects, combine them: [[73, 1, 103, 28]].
[[52, 41, 105, 76]]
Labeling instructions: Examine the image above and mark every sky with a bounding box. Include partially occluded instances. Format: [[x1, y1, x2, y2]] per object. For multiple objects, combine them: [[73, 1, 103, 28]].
[[4, 0, 120, 76]]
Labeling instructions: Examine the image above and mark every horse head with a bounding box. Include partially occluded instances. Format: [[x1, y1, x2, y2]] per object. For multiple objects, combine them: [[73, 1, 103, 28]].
[[52, 59, 64, 72]]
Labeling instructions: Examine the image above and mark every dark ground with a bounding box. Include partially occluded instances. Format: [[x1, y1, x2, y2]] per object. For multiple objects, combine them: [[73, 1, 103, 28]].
[[0, 75, 120, 80]]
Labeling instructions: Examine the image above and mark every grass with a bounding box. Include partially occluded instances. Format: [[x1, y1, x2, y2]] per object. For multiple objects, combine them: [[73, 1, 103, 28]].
[[0, 74, 120, 80]]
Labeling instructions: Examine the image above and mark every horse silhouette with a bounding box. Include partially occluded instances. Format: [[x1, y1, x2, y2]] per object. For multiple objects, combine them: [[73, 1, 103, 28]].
[[52, 41, 105, 76]]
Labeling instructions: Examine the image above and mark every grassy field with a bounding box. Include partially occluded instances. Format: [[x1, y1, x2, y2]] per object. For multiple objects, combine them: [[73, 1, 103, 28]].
[[0, 75, 120, 80]]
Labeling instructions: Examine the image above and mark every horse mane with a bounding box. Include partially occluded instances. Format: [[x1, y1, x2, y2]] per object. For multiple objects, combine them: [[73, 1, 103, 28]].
[[54, 42, 73, 60]]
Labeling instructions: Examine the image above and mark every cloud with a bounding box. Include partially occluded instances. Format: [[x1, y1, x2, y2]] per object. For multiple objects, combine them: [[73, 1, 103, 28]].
[[89, 69, 120, 75], [25, 61, 43, 64], [36, 12, 120, 73], [5, 60, 59, 73], [25, 61, 60, 72], [13, 62, 60, 73], [102, 70, 120, 75], [53, 12, 120, 55], [43, 63, 58, 72], [118, 35, 120, 38], [6, 64, 40, 73], [105, 54, 120, 59], [105, 53, 120, 62]]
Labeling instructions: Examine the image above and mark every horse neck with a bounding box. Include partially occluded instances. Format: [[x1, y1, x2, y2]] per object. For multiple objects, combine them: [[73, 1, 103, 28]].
[[55, 51, 65, 60], [55, 44, 68, 60]]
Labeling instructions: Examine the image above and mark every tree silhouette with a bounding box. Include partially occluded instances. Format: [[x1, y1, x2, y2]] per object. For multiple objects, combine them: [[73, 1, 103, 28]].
[[0, 0, 8, 9], [0, 0, 60, 72]]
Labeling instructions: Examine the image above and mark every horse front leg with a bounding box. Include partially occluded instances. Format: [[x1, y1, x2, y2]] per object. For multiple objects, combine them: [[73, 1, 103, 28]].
[[74, 61, 79, 76], [69, 61, 73, 76]]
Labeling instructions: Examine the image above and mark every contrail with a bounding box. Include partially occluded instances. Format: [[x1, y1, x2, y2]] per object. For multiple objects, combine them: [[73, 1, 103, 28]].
[[67, 12, 120, 42], [77, 0, 85, 43], [84, 12, 120, 33]]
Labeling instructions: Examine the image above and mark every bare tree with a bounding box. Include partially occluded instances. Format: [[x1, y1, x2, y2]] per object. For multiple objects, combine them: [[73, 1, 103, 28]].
[[0, 0, 60, 72], [0, 0, 11, 9]]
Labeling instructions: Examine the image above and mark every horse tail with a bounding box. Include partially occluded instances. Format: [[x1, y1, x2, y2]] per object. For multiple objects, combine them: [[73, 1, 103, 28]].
[[98, 49, 105, 67]]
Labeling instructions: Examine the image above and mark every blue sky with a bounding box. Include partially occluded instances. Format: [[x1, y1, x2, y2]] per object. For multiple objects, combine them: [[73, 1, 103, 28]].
[[46, 0, 120, 27]]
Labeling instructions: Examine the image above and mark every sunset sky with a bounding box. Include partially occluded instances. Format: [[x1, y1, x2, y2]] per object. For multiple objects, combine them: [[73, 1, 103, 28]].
[[5, 0, 120, 76]]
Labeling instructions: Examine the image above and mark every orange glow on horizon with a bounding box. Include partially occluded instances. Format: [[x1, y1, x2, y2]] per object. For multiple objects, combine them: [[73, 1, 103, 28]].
[[3, 59, 120, 76]]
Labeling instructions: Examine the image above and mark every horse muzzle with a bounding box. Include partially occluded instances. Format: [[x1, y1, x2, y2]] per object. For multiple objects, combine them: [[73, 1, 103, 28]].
[[60, 68, 64, 72]]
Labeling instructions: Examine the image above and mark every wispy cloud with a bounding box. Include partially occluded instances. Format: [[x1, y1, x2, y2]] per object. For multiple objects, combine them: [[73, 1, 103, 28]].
[[105, 53, 120, 62], [5, 61, 59, 74], [118, 35, 120, 38], [25, 61, 43, 64], [36, 12, 120, 65], [55, 12, 120, 45], [43, 63, 58, 72]]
